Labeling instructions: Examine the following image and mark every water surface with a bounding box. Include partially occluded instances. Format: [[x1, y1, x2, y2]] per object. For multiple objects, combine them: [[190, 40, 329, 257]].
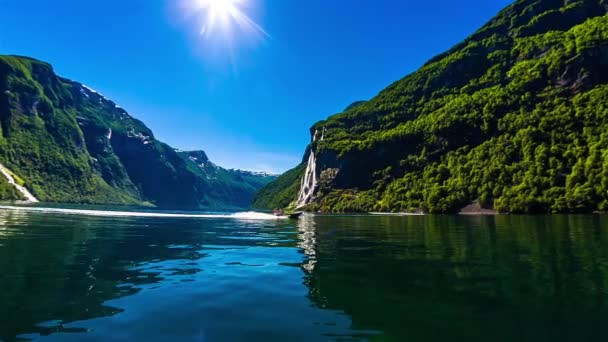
[[1, 209, 607, 341]]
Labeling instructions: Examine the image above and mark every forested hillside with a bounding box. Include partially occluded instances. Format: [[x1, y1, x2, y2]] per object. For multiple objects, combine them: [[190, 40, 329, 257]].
[[178, 150, 276, 209], [255, 0, 608, 213], [0, 56, 273, 209]]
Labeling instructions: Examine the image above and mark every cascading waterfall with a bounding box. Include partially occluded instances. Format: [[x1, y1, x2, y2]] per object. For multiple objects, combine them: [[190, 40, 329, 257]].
[[295, 150, 317, 208], [295, 129, 324, 208], [0, 163, 39, 203]]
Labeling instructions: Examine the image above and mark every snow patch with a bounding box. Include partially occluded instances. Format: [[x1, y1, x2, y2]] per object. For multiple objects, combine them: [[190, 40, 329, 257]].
[[127, 129, 152, 145], [82, 84, 99, 94], [81, 84, 111, 104], [229, 169, 276, 177]]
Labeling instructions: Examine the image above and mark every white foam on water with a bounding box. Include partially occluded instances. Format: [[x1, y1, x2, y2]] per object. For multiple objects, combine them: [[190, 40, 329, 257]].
[[0, 206, 287, 220], [369, 212, 427, 216], [230, 211, 288, 220]]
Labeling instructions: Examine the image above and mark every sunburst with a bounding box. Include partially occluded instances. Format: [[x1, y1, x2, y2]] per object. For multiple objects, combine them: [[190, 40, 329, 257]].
[[190, 0, 268, 40]]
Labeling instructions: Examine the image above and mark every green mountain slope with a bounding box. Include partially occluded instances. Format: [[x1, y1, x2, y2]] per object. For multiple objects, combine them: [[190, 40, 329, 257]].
[[178, 150, 277, 209], [252, 163, 305, 209], [256, 0, 608, 214], [0, 55, 273, 209], [0, 176, 23, 200]]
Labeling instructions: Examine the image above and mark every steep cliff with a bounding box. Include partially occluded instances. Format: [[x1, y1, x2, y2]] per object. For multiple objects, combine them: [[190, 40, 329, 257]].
[[0, 55, 272, 209]]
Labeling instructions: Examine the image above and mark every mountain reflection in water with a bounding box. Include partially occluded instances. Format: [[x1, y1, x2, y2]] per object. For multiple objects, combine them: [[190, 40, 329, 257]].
[[0, 209, 607, 341]]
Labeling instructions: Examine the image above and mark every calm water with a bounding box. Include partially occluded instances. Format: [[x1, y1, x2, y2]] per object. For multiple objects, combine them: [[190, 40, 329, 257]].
[[1, 209, 608, 341]]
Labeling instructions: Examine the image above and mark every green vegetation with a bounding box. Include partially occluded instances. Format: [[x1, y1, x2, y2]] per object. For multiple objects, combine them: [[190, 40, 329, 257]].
[[0, 56, 137, 204], [256, 0, 608, 213], [3, 168, 24, 186], [0, 176, 23, 200], [252, 163, 305, 209], [178, 150, 276, 209], [0, 55, 274, 209]]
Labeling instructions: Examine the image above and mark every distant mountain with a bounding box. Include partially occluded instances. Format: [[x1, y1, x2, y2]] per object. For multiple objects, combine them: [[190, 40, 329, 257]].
[[254, 0, 608, 213], [0, 55, 274, 209], [252, 162, 306, 210], [178, 150, 276, 208]]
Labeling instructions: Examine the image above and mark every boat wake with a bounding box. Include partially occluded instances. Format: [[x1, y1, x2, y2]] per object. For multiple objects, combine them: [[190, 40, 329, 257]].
[[0, 206, 286, 220], [368, 212, 427, 216]]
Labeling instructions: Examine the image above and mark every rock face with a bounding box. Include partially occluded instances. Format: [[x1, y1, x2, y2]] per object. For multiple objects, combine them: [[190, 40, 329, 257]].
[[0, 55, 274, 209], [256, 0, 608, 214]]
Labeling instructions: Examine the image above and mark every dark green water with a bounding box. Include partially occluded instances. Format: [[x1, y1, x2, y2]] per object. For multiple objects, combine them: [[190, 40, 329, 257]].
[[1, 209, 608, 341]]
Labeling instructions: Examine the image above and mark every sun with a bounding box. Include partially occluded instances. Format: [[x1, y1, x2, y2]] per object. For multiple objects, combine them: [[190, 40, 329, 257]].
[[191, 0, 268, 40]]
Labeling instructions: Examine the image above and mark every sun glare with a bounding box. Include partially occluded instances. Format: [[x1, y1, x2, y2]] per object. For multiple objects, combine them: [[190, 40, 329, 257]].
[[190, 0, 268, 41]]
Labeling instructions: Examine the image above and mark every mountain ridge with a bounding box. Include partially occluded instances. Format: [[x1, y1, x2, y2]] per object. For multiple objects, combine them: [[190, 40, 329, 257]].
[[0, 55, 274, 209], [253, 0, 608, 213]]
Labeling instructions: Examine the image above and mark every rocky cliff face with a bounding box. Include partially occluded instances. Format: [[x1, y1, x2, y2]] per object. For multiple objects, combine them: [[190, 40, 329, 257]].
[[256, 0, 608, 213], [0, 55, 272, 209]]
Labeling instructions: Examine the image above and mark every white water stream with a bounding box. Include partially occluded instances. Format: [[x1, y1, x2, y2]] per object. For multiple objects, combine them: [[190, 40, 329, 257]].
[[0, 164, 39, 203], [295, 129, 326, 208], [295, 150, 317, 208]]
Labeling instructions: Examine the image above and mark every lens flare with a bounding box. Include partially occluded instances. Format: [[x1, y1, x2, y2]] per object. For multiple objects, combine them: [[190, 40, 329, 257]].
[[191, 0, 268, 40]]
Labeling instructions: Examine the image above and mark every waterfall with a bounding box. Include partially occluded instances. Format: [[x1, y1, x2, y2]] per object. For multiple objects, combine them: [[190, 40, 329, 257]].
[[0, 163, 39, 203], [295, 150, 317, 208], [295, 130, 320, 208]]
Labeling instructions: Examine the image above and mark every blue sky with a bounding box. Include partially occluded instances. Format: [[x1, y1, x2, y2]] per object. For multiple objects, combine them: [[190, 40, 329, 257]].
[[0, 0, 511, 173]]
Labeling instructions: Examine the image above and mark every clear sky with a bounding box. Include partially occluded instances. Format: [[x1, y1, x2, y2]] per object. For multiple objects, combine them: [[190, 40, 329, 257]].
[[0, 0, 512, 173]]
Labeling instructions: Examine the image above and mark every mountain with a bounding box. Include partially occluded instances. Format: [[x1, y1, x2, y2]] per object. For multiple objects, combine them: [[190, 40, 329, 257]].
[[0, 55, 274, 209], [253, 0, 608, 214], [252, 162, 306, 210], [177, 150, 277, 208]]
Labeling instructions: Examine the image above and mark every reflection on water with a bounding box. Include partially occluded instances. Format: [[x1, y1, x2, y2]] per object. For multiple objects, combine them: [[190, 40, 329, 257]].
[[305, 215, 608, 341], [0, 210, 607, 341], [297, 214, 317, 273]]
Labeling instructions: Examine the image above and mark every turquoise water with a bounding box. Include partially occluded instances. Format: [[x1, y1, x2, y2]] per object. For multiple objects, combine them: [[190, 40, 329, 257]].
[[1, 209, 607, 341]]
